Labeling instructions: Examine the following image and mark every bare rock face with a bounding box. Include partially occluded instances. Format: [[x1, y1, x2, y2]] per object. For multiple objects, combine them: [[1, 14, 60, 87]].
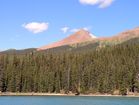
[[37, 29, 96, 51]]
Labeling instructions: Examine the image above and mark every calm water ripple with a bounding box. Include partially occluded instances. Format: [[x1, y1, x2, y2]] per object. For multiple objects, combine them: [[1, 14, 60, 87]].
[[0, 96, 138, 105]]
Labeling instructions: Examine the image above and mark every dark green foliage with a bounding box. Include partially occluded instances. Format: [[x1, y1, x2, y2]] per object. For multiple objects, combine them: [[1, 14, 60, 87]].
[[120, 84, 127, 95], [0, 39, 139, 95]]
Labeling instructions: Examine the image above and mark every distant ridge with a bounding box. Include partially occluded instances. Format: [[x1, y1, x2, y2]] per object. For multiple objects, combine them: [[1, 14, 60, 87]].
[[0, 48, 36, 55], [98, 27, 139, 42]]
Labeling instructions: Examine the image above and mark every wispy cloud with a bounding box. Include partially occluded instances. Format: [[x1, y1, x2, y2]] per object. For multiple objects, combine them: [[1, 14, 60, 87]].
[[79, 0, 114, 8], [70, 28, 80, 33], [61, 27, 70, 33], [22, 22, 49, 34], [61, 26, 92, 34], [70, 27, 91, 33], [70, 27, 97, 38]]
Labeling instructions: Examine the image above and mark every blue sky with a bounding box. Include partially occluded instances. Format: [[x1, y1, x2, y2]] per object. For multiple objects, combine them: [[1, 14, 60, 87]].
[[0, 0, 139, 50]]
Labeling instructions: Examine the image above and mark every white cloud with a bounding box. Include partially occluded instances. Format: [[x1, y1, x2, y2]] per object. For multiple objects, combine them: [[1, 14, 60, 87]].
[[99, 0, 114, 8], [83, 27, 91, 31], [61, 26, 94, 37], [79, 0, 114, 8], [70, 27, 91, 33], [61, 27, 69, 33], [61, 26, 91, 33], [22, 22, 49, 34], [79, 0, 101, 5], [70, 28, 80, 33], [70, 27, 97, 38]]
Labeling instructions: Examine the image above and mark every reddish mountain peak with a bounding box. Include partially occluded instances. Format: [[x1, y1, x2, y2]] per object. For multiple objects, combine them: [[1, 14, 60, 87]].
[[73, 29, 90, 36], [65, 29, 93, 41], [37, 29, 95, 51]]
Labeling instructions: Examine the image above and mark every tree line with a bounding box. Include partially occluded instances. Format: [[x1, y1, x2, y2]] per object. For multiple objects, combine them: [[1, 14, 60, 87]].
[[0, 43, 139, 95]]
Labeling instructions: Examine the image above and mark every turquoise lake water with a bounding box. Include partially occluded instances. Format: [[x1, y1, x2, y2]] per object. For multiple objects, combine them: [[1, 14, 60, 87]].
[[0, 96, 139, 105]]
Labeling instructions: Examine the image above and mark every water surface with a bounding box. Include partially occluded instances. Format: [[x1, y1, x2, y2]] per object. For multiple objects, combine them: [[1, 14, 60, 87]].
[[0, 96, 139, 105]]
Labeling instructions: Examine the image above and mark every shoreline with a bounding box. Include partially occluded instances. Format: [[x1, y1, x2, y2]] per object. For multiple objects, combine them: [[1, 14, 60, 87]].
[[0, 92, 139, 97]]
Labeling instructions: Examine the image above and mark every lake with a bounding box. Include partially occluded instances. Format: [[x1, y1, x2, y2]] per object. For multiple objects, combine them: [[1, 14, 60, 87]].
[[0, 96, 139, 105]]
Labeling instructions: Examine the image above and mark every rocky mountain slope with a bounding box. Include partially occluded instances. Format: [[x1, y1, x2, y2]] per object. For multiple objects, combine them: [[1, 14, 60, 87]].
[[37, 30, 96, 51]]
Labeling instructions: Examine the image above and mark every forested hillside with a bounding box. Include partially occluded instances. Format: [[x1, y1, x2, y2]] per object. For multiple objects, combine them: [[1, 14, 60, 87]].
[[0, 48, 36, 55], [0, 38, 139, 95]]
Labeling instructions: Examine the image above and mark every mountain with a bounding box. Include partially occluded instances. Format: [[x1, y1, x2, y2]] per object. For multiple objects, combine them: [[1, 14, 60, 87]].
[[38, 27, 139, 51], [37, 29, 96, 51]]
